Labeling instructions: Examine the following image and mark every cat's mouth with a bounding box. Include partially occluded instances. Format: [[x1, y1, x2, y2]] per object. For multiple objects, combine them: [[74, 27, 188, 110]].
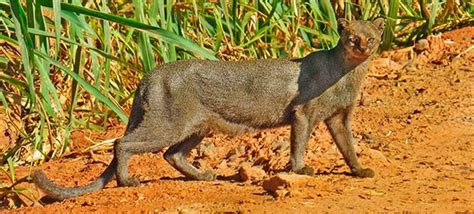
[[347, 46, 370, 59]]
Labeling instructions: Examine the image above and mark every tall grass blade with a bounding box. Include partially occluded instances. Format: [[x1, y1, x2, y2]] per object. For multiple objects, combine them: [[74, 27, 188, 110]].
[[68, 46, 82, 124], [428, 0, 440, 33], [99, 1, 112, 94], [134, 0, 155, 72], [52, 0, 61, 59], [38, 0, 217, 60], [33, 50, 129, 123], [220, 0, 234, 44], [381, 0, 399, 50], [10, 0, 35, 109]]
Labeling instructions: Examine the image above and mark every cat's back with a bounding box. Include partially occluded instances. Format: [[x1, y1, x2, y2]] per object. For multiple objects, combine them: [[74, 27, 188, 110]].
[[143, 58, 302, 106], [193, 58, 302, 129]]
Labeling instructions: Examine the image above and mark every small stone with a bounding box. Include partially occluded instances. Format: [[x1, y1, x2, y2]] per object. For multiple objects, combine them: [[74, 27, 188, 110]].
[[262, 173, 311, 197], [193, 159, 211, 171], [197, 142, 215, 158], [366, 148, 389, 163], [238, 163, 266, 182], [360, 95, 372, 106], [271, 140, 289, 152], [414, 39, 429, 53], [178, 208, 191, 214], [287, 190, 303, 197]]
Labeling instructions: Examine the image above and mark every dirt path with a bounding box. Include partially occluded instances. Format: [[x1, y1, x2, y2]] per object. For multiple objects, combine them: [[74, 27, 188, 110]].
[[4, 27, 474, 213]]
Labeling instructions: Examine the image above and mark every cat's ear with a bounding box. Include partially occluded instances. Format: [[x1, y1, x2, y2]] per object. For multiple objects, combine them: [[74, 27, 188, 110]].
[[372, 18, 385, 31], [337, 18, 350, 31]]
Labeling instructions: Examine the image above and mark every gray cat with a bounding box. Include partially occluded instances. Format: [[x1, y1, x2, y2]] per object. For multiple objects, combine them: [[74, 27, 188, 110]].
[[33, 18, 385, 200]]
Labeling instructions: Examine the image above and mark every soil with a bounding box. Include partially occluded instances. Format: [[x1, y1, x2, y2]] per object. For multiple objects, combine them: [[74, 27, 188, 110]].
[[2, 27, 473, 213]]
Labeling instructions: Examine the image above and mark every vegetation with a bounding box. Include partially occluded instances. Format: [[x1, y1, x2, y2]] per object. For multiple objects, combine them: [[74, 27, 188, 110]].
[[0, 0, 472, 207]]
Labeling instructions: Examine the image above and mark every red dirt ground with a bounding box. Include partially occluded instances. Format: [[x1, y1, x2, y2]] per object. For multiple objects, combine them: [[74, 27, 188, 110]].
[[2, 26, 473, 213]]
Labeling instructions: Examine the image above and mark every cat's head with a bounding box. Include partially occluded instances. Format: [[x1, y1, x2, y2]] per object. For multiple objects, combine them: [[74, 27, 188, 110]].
[[338, 18, 385, 60]]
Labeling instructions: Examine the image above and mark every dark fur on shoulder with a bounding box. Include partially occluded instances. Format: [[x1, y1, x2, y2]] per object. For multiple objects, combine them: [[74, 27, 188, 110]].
[[33, 18, 385, 200]]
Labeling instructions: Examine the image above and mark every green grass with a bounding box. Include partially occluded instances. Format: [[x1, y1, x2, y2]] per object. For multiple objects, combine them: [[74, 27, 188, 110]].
[[0, 0, 472, 208]]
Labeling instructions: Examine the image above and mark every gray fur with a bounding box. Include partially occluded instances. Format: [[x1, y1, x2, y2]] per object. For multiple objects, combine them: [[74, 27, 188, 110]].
[[33, 18, 384, 200]]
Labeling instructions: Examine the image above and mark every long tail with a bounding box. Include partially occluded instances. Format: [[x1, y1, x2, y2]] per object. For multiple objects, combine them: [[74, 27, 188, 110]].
[[32, 157, 117, 200]]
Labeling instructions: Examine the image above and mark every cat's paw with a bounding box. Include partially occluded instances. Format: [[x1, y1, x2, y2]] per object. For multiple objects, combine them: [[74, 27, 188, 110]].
[[196, 171, 217, 181], [118, 176, 140, 187], [352, 168, 375, 178], [294, 166, 315, 176]]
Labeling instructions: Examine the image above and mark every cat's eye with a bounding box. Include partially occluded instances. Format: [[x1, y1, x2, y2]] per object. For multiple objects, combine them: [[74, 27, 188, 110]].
[[349, 35, 359, 43], [367, 37, 375, 43]]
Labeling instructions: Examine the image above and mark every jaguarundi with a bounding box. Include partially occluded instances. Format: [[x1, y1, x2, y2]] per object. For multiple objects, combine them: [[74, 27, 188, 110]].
[[33, 18, 385, 200]]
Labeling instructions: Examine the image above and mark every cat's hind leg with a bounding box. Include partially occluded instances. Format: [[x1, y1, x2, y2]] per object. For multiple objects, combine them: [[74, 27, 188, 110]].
[[164, 134, 216, 180]]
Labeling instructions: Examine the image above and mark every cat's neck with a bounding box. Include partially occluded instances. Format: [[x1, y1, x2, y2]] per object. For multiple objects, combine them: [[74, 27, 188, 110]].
[[331, 42, 370, 73], [292, 41, 372, 105]]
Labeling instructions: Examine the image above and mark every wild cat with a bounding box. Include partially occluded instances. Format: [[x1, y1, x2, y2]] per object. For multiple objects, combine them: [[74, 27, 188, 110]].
[[33, 18, 384, 200]]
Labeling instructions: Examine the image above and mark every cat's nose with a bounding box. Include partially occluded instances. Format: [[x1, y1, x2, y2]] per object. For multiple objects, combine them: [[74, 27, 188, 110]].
[[359, 39, 368, 49]]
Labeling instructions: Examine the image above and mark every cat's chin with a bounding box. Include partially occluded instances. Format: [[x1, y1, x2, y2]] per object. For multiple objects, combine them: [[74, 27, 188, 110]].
[[346, 48, 370, 61]]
